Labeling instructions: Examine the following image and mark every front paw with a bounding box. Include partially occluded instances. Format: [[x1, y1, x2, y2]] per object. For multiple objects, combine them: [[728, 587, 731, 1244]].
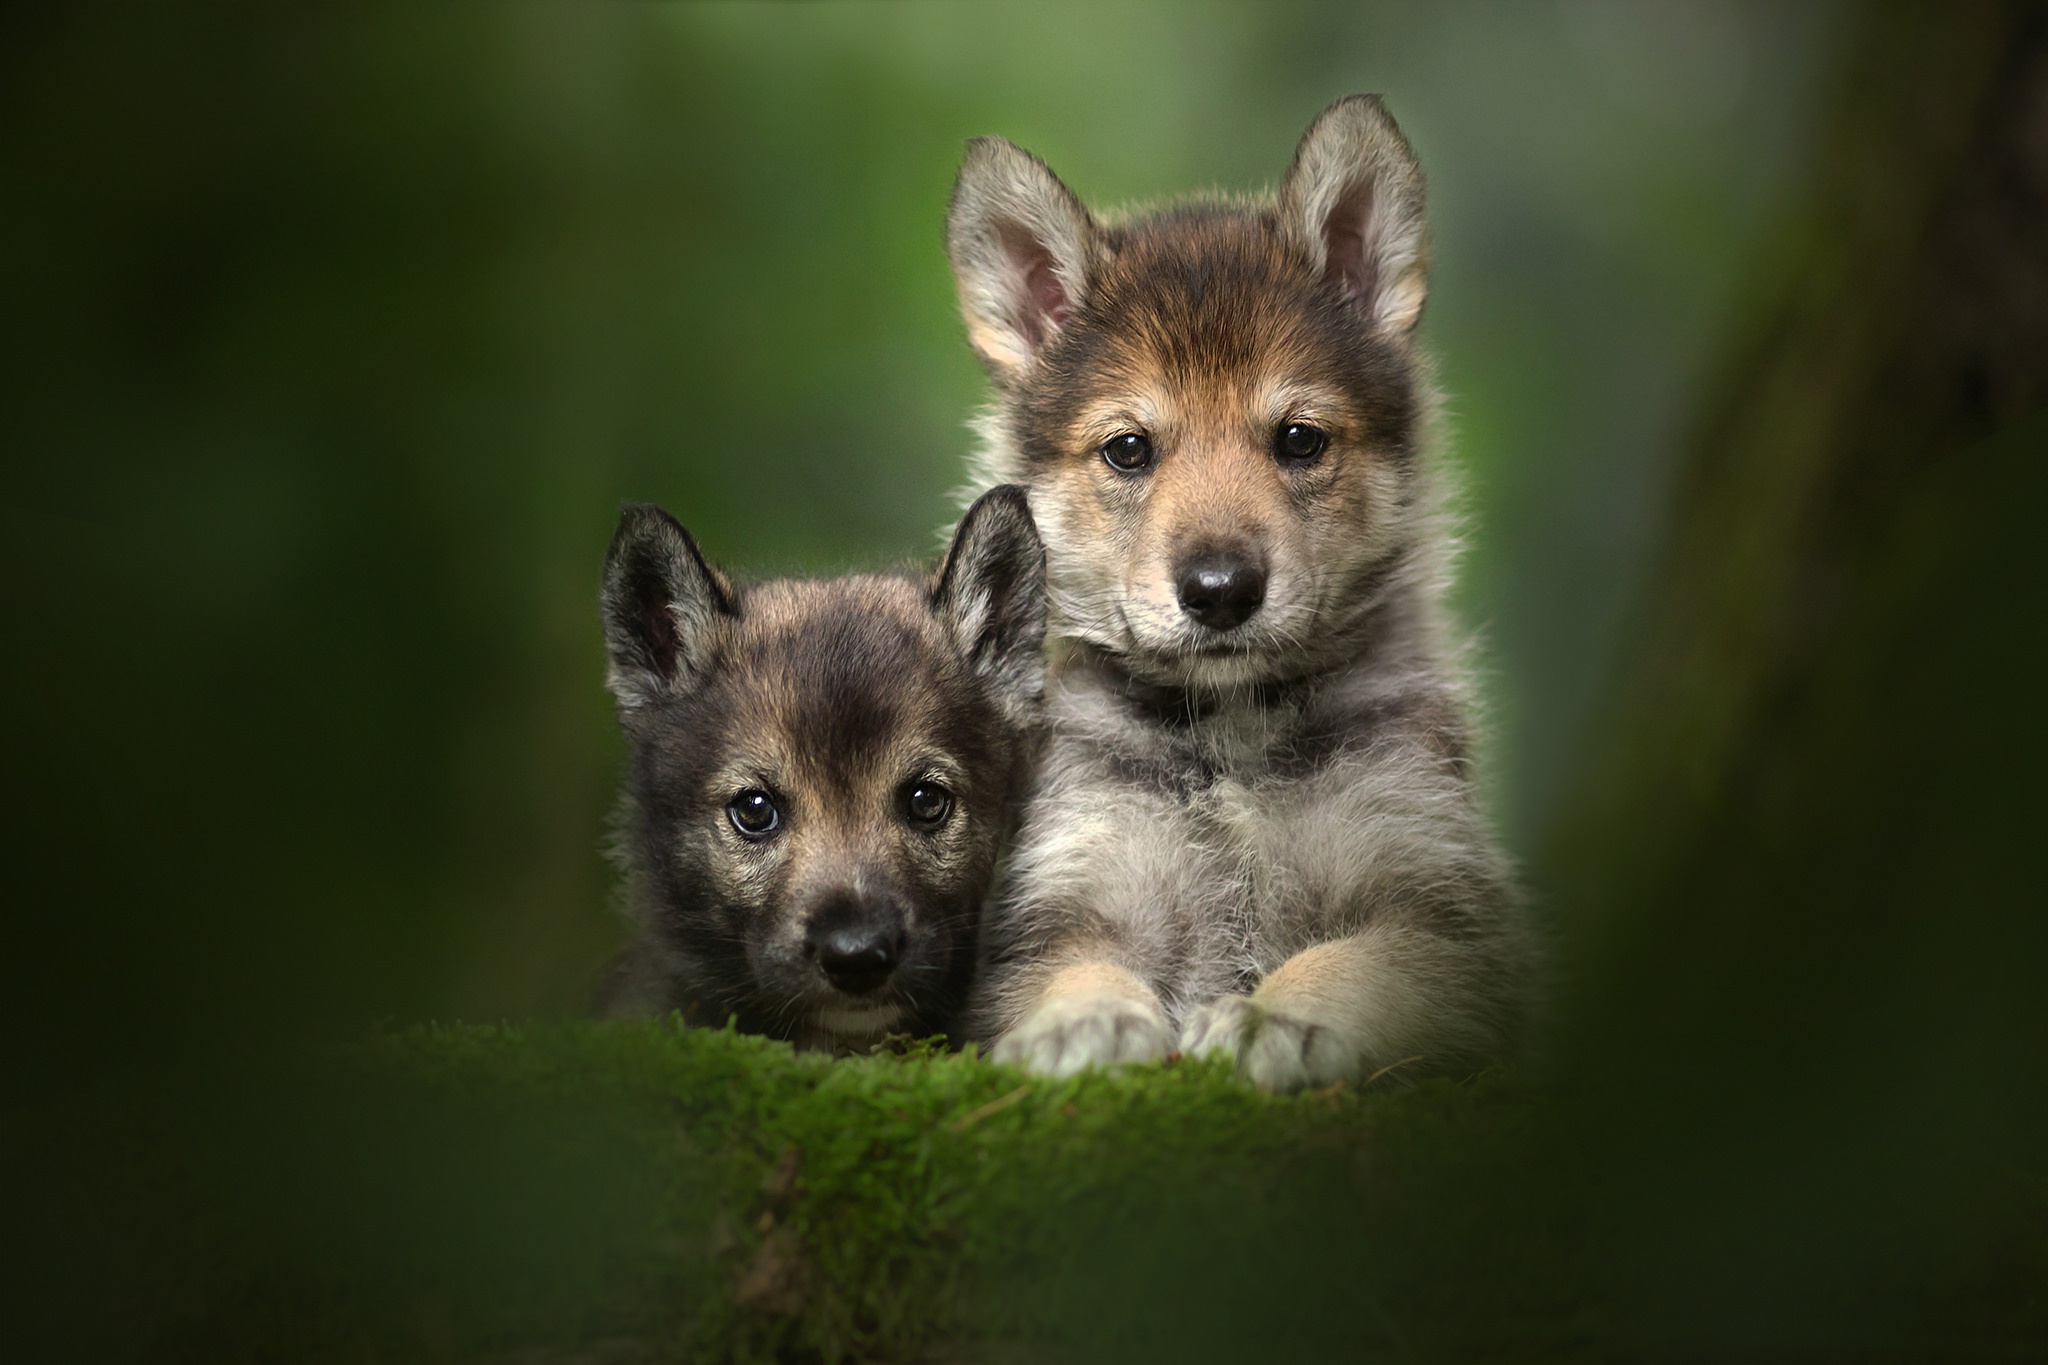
[[990, 991, 1174, 1077], [1183, 995, 1354, 1092]]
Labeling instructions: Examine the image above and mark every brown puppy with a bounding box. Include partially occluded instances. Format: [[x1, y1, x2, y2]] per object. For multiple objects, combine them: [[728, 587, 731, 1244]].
[[596, 487, 1045, 1052], [946, 96, 1531, 1088]]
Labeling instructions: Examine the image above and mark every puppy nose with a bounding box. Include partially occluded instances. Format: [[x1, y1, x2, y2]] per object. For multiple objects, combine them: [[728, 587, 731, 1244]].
[[1175, 553, 1267, 631], [808, 919, 902, 996]]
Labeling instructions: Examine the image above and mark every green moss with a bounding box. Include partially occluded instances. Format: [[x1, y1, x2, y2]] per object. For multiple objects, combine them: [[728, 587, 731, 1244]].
[[85, 1017, 2042, 1362], [169, 1020, 1510, 1363]]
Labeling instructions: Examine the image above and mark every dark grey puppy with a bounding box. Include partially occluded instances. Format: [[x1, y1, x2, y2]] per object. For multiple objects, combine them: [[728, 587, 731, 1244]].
[[596, 487, 1045, 1052]]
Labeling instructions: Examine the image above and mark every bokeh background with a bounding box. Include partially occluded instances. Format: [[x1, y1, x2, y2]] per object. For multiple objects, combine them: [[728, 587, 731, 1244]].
[[10, 3, 2048, 1358], [5, 0, 1839, 1056]]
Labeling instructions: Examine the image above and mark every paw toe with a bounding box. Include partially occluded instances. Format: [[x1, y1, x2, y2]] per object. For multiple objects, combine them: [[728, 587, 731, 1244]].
[[1240, 1019, 1318, 1091], [1110, 1009, 1172, 1064], [1183, 999, 1360, 1092], [1181, 997, 1253, 1058], [993, 995, 1172, 1076]]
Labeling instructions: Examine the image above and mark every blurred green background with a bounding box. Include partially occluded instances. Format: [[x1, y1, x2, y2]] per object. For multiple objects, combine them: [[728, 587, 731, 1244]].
[[1, 2, 1844, 1064], [12, 5, 2048, 1360]]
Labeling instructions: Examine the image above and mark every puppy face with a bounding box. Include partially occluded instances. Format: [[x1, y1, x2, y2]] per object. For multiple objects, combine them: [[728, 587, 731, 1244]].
[[601, 489, 1044, 1047], [949, 97, 1431, 689], [1016, 219, 1419, 688]]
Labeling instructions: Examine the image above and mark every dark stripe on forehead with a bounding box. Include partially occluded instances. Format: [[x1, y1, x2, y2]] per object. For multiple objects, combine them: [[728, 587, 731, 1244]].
[[793, 619, 915, 757], [1091, 213, 1322, 374], [1014, 203, 1420, 466], [748, 586, 934, 787]]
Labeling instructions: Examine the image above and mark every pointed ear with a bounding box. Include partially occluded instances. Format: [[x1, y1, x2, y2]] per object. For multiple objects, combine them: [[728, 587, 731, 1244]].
[[931, 485, 1046, 708], [1278, 94, 1429, 335], [599, 503, 736, 709], [946, 137, 1100, 387]]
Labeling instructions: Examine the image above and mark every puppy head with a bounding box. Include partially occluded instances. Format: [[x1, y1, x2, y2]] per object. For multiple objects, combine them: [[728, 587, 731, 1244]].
[[948, 96, 1430, 689], [601, 489, 1045, 1046]]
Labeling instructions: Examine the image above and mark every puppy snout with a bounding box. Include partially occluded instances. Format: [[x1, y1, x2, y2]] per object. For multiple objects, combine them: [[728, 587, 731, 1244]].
[[805, 897, 905, 996], [1175, 550, 1267, 632]]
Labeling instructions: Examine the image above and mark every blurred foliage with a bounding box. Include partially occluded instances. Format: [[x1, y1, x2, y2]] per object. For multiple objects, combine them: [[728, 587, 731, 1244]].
[[14, 3, 2048, 1361]]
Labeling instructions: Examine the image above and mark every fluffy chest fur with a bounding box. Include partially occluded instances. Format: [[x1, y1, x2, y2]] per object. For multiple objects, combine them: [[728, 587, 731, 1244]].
[[946, 95, 1529, 1086], [985, 633, 1493, 1025]]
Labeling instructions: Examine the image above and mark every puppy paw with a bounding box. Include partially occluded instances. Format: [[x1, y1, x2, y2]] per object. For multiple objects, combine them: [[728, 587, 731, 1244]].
[[1180, 995, 1258, 1059], [1183, 995, 1355, 1092], [990, 990, 1174, 1077]]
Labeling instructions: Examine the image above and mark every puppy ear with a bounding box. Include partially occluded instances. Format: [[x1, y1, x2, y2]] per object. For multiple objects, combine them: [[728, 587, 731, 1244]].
[[931, 485, 1047, 708], [600, 502, 736, 709], [946, 137, 1100, 386], [1278, 94, 1429, 335]]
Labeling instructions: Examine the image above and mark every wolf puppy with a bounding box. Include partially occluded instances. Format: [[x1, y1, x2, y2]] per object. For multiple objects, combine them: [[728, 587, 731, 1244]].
[[596, 487, 1046, 1052], [946, 95, 1529, 1089]]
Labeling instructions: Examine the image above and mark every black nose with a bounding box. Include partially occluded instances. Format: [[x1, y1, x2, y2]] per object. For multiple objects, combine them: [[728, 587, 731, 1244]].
[[1175, 553, 1267, 632], [808, 918, 902, 996]]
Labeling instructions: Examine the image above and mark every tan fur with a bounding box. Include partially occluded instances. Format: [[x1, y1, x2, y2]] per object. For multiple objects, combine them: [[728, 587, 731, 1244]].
[[597, 491, 1046, 1048], [985, 958, 1171, 1075], [686, 580, 988, 1021], [1024, 318, 1410, 692], [946, 97, 1530, 1090]]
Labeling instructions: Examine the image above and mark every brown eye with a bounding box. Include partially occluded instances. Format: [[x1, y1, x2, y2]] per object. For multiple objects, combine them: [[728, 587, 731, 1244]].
[[1101, 433, 1154, 473], [727, 788, 780, 837], [1274, 422, 1328, 464], [903, 781, 953, 828]]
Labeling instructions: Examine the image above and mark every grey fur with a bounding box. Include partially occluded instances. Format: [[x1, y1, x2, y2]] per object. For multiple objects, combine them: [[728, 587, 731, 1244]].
[[596, 489, 1047, 1052], [1280, 93, 1430, 334], [946, 135, 1103, 384], [947, 95, 1532, 1089]]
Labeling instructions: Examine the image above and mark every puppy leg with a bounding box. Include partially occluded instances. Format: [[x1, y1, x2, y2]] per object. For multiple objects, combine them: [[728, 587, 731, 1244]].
[[989, 959, 1174, 1076], [1184, 925, 1496, 1091]]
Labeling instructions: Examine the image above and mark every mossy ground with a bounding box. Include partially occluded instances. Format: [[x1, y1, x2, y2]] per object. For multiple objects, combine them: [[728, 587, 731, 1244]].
[[128, 1021, 1534, 1363], [47, 1015, 2044, 1363]]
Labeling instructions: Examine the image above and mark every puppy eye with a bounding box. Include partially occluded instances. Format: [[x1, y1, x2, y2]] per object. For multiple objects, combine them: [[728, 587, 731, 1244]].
[[727, 788, 781, 838], [902, 781, 954, 828], [1274, 422, 1328, 464], [1100, 433, 1155, 473]]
